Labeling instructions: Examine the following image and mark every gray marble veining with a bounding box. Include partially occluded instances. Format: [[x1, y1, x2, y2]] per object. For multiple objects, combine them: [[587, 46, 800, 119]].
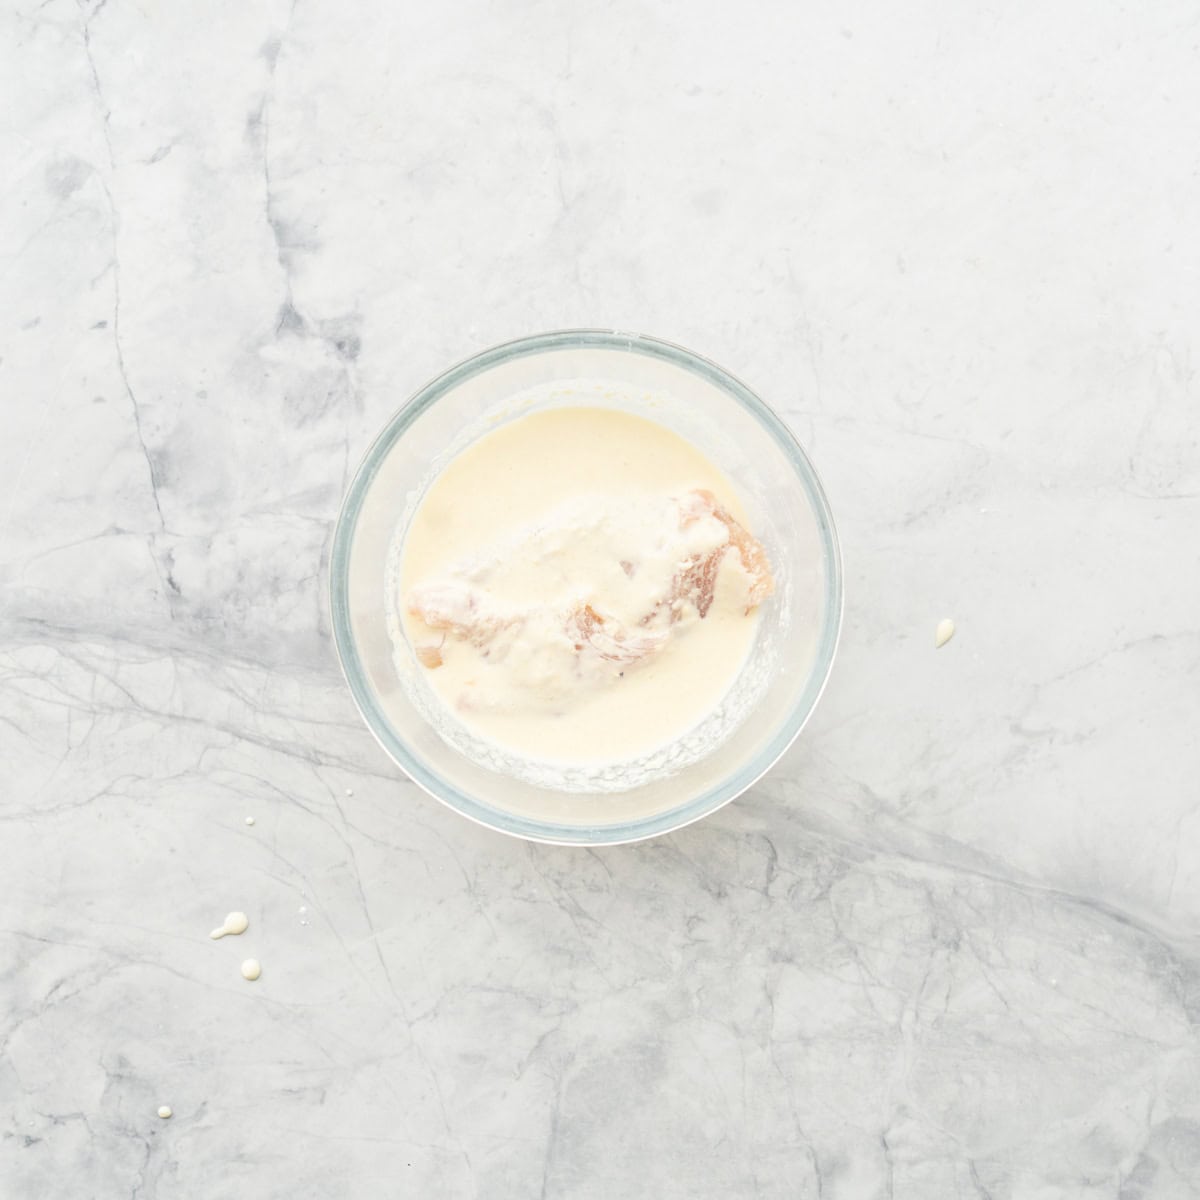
[[3, 1, 1199, 1196]]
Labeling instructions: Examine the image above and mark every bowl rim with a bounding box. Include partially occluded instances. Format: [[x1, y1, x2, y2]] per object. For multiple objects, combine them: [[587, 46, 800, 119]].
[[329, 329, 843, 845]]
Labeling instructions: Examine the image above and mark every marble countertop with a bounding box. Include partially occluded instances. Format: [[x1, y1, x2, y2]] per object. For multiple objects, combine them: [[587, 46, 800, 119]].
[[4, 1, 1199, 1196]]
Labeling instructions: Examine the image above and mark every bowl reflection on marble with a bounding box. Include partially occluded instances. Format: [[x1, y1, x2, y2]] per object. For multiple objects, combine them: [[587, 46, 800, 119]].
[[329, 331, 842, 845]]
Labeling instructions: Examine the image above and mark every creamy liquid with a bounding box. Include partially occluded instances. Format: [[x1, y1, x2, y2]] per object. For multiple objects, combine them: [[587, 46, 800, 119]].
[[209, 911, 249, 940], [399, 407, 770, 765]]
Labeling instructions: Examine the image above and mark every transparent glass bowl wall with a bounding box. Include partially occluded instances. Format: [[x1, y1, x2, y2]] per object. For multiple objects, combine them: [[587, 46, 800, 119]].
[[330, 332, 842, 845]]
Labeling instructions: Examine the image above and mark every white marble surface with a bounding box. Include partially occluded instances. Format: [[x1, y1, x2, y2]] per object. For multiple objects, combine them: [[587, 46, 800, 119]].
[[3, 1, 1200, 1195]]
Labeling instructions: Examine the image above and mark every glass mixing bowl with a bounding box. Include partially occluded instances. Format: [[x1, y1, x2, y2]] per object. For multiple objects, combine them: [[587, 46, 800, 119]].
[[330, 331, 842, 845]]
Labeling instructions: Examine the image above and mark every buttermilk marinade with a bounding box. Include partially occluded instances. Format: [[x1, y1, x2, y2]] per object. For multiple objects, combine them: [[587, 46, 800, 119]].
[[399, 406, 773, 765]]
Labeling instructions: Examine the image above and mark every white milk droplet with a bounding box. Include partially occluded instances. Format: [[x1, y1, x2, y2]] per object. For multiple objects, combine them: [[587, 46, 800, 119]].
[[210, 911, 249, 939], [241, 958, 262, 981], [245, 816, 255, 826], [345, 788, 354, 797], [935, 618, 955, 648], [157, 1106, 172, 1120]]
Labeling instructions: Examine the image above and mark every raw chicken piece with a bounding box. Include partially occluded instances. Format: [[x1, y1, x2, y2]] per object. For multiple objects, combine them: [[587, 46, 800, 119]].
[[675, 489, 774, 616], [407, 490, 773, 678], [415, 641, 446, 669], [408, 582, 520, 668], [566, 603, 668, 665]]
